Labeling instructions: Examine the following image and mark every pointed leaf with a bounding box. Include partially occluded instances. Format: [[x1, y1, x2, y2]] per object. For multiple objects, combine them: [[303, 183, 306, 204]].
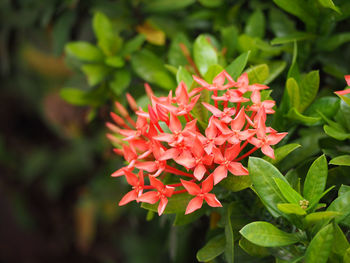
[[246, 64, 269, 84], [240, 221, 300, 247], [277, 203, 306, 216], [239, 237, 270, 257], [263, 143, 301, 165], [226, 51, 250, 80], [225, 204, 234, 263], [327, 190, 350, 223], [196, 234, 226, 262], [330, 155, 350, 166], [274, 178, 304, 204], [193, 35, 218, 76], [65, 42, 104, 62]]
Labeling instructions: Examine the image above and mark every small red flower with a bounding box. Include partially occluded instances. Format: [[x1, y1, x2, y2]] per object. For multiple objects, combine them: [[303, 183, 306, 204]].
[[181, 174, 222, 214], [335, 75, 350, 95]]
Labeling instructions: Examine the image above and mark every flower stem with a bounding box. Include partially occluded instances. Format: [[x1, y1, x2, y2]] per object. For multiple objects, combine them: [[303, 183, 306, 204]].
[[234, 147, 258, 162]]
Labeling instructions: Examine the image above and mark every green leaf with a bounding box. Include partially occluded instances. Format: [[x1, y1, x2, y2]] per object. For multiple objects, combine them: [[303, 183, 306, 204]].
[[109, 69, 131, 96], [141, 193, 192, 214], [193, 35, 218, 76], [304, 224, 334, 263], [324, 125, 350, 140], [246, 64, 269, 84], [286, 107, 321, 126], [144, 0, 195, 12], [304, 211, 342, 225], [265, 61, 287, 85], [221, 25, 238, 59], [274, 178, 304, 204], [198, 0, 223, 8], [226, 51, 251, 80], [318, 0, 341, 14], [131, 50, 176, 90], [176, 66, 193, 88], [105, 56, 124, 68], [60, 88, 91, 106], [344, 248, 350, 262], [330, 155, 350, 166], [263, 143, 301, 165], [225, 204, 234, 263], [239, 221, 300, 247], [273, 0, 316, 29], [305, 97, 340, 121], [204, 64, 224, 83], [168, 33, 192, 67], [93, 12, 122, 56], [269, 8, 296, 37], [173, 209, 203, 226], [196, 234, 226, 262], [245, 9, 265, 39], [277, 203, 307, 216], [339, 185, 350, 196], [327, 190, 350, 223], [120, 34, 145, 56], [332, 223, 350, 257], [271, 32, 315, 45], [287, 42, 300, 81], [65, 42, 104, 62], [81, 64, 110, 86], [239, 237, 270, 257], [248, 157, 288, 217], [299, 71, 320, 112], [317, 33, 350, 52], [303, 155, 328, 205], [220, 175, 252, 192], [286, 78, 300, 109]]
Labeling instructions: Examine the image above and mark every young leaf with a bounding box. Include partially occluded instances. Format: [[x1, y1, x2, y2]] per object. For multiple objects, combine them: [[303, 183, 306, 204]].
[[109, 69, 131, 96], [304, 224, 334, 263], [193, 35, 218, 76], [225, 51, 251, 80], [274, 178, 304, 204], [286, 78, 300, 109], [287, 107, 321, 126], [65, 42, 104, 62], [120, 34, 145, 56], [245, 9, 266, 39], [303, 155, 328, 205], [105, 56, 124, 68], [225, 204, 234, 263], [246, 64, 269, 84], [239, 221, 300, 247], [304, 211, 342, 225], [330, 155, 350, 166], [324, 125, 350, 140], [196, 234, 226, 262], [327, 190, 350, 223], [81, 64, 110, 86], [248, 157, 288, 217], [299, 71, 320, 112], [263, 143, 301, 165], [131, 50, 176, 90], [318, 0, 341, 14], [277, 203, 306, 216]]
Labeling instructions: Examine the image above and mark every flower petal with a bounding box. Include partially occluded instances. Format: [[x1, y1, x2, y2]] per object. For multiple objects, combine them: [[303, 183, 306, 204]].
[[135, 162, 157, 172], [138, 191, 159, 204], [194, 164, 206, 181], [202, 174, 214, 193], [261, 145, 275, 159], [181, 179, 201, 195], [212, 165, 228, 185], [227, 162, 249, 175], [185, 196, 204, 214], [119, 190, 138, 206], [158, 197, 168, 216], [204, 193, 222, 207]]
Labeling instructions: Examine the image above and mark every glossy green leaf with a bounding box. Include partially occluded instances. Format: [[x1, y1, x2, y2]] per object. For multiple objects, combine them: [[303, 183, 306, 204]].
[[176, 66, 192, 88], [263, 143, 301, 165], [269, 8, 296, 37], [324, 125, 350, 140], [105, 56, 124, 68], [221, 25, 238, 59], [304, 224, 334, 263], [193, 35, 218, 76], [304, 211, 342, 225], [81, 64, 110, 86], [198, 0, 223, 8], [145, 0, 195, 12], [318, 0, 341, 14], [60, 88, 93, 106], [141, 193, 192, 214], [332, 223, 350, 257], [248, 157, 288, 217], [344, 248, 350, 262], [274, 178, 304, 204], [239, 221, 299, 247], [65, 42, 104, 62], [93, 12, 122, 56], [168, 33, 192, 67], [246, 64, 269, 84], [238, 237, 270, 258], [299, 71, 320, 112], [330, 155, 350, 166], [220, 175, 252, 192], [226, 51, 250, 80], [327, 190, 350, 223], [173, 209, 203, 226], [245, 10, 265, 39], [109, 69, 131, 96], [225, 204, 234, 263], [287, 42, 300, 81], [303, 155, 328, 204], [277, 203, 306, 216], [287, 108, 321, 126], [196, 234, 226, 262], [271, 32, 315, 45], [286, 78, 300, 109], [339, 185, 350, 196], [120, 34, 145, 56], [305, 97, 340, 121], [273, 0, 316, 29], [265, 61, 287, 85], [131, 50, 176, 90]]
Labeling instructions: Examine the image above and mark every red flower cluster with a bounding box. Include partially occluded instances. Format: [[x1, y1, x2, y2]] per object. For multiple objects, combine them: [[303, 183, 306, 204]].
[[106, 70, 287, 215]]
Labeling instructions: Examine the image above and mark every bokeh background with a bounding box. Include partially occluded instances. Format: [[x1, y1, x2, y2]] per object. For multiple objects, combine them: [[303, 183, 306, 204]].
[[1, 0, 350, 262]]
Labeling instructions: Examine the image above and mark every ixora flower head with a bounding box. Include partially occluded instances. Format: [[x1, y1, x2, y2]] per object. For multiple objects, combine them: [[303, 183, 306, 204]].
[[106, 70, 287, 216]]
